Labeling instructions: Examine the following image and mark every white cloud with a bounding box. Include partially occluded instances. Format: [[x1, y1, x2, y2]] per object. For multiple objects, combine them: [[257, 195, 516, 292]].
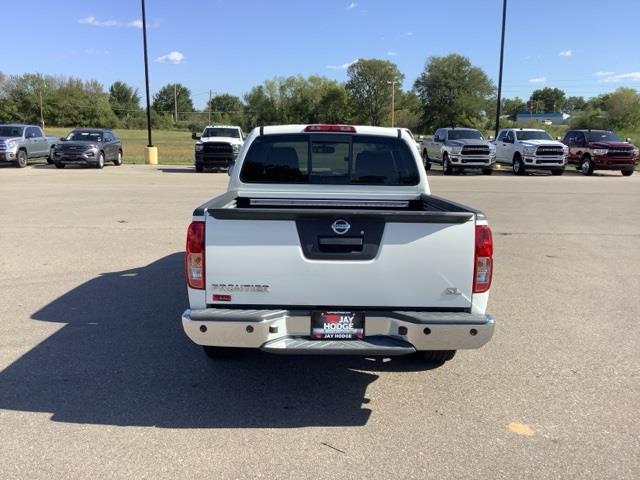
[[528, 77, 547, 83], [155, 51, 185, 64], [600, 71, 640, 83], [78, 16, 143, 28], [327, 59, 359, 70], [347, 2, 357, 9], [387, 51, 397, 57], [594, 71, 615, 77], [78, 16, 117, 27], [559, 49, 572, 57]]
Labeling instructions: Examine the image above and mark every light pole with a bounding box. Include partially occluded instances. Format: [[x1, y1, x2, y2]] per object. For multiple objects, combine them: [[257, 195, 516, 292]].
[[494, 0, 508, 139], [141, 0, 157, 164], [387, 80, 396, 127]]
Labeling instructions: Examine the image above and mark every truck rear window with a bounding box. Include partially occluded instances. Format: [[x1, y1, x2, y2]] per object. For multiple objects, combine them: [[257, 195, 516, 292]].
[[240, 134, 420, 185]]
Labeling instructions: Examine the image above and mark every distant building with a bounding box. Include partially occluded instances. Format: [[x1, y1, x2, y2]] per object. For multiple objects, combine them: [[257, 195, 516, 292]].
[[514, 112, 568, 125]]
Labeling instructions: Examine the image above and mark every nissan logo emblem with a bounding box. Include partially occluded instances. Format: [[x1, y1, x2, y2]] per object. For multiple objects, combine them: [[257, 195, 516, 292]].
[[331, 219, 351, 235]]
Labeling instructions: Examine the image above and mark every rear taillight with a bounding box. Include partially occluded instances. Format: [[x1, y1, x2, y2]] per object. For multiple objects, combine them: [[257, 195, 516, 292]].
[[473, 225, 493, 293], [304, 124, 356, 133], [185, 221, 205, 289]]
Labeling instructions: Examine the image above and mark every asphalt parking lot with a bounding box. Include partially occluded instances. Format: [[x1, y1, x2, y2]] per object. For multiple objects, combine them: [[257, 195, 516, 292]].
[[0, 164, 638, 479]]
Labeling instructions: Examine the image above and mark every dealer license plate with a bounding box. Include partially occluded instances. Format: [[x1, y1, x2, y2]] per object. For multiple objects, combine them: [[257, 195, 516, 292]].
[[310, 311, 364, 340]]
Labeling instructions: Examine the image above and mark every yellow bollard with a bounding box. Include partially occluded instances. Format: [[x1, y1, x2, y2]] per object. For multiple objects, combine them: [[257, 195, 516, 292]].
[[144, 146, 158, 165]]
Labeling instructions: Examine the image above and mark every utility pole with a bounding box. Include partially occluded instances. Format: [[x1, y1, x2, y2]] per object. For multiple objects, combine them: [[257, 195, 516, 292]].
[[174, 84, 178, 123], [208, 89, 212, 125], [38, 89, 44, 129], [494, 0, 508, 139], [387, 80, 396, 127]]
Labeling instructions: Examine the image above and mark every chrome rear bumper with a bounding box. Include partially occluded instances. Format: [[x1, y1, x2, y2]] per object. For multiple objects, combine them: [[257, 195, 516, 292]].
[[182, 309, 495, 355]]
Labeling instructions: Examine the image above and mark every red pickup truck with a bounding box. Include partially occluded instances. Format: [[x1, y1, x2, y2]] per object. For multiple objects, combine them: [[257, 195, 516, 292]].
[[562, 129, 639, 176]]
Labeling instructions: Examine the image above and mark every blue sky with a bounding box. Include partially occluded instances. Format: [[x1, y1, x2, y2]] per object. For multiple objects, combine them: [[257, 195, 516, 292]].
[[3, 0, 639, 108]]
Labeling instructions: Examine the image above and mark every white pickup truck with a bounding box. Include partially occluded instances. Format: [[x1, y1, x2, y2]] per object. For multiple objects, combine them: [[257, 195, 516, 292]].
[[192, 125, 245, 172], [495, 128, 567, 175], [182, 124, 495, 364]]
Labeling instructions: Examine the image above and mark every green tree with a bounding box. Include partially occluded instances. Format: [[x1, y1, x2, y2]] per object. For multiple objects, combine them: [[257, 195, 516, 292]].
[[568, 105, 608, 130], [346, 59, 404, 126], [208, 93, 243, 115], [414, 54, 495, 131], [528, 87, 566, 112], [206, 93, 245, 126], [394, 90, 422, 132], [501, 97, 527, 118], [152, 83, 194, 120], [317, 81, 349, 124], [604, 87, 640, 130], [244, 84, 281, 127], [109, 81, 141, 119], [243, 76, 350, 129], [564, 96, 586, 114]]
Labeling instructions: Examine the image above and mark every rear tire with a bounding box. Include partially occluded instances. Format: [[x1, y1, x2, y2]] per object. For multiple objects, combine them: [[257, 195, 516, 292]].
[[551, 168, 564, 176], [442, 154, 453, 175], [482, 168, 493, 175], [195, 164, 204, 173], [621, 168, 634, 176], [422, 150, 432, 171], [417, 350, 456, 364], [16, 149, 28, 168], [581, 155, 594, 176], [47, 147, 54, 164], [203, 346, 241, 358], [512, 154, 525, 175]]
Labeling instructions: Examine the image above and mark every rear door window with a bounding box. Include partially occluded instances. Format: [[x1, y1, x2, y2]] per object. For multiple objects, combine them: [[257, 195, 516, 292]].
[[240, 134, 419, 185]]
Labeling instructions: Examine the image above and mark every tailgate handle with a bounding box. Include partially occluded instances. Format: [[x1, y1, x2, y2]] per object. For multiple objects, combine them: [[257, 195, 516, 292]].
[[318, 236, 363, 253]]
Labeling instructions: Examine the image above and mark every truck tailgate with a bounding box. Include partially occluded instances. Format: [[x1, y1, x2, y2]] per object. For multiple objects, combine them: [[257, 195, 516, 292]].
[[204, 213, 475, 310]]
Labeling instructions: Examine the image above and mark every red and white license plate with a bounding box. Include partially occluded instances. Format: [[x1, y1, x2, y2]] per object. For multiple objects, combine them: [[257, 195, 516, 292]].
[[310, 311, 364, 340]]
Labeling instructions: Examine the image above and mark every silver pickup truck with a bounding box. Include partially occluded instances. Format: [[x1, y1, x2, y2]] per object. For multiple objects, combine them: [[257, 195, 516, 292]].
[[0, 124, 59, 168], [420, 127, 496, 175]]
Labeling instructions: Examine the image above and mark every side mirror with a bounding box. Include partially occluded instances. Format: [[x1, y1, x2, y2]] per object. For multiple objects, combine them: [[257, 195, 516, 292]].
[[625, 137, 632, 142], [191, 132, 199, 140], [59, 137, 66, 141], [556, 136, 561, 141], [489, 136, 494, 141]]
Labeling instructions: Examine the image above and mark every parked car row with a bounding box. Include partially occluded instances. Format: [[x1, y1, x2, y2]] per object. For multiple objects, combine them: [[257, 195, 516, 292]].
[[418, 127, 638, 176], [3, 122, 638, 176], [0, 124, 123, 169]]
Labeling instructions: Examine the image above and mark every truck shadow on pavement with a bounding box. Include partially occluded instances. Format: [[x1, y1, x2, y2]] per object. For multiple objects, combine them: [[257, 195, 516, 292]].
[[0, 253, 437, 429]]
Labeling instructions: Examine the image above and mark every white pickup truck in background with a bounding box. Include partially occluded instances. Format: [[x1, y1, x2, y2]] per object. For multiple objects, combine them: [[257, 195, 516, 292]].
[[192, 125, 245, 172], [495, 128, 567, 175], [182, 124, 495, 364]]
